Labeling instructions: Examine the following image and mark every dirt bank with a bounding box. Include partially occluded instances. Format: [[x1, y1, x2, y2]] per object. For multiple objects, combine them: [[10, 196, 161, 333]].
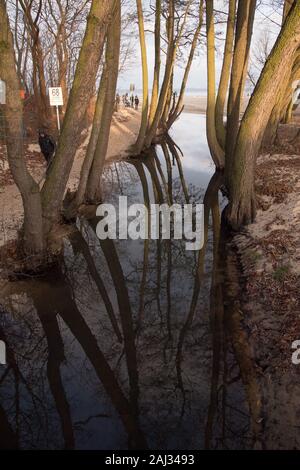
[[225, 126, 300, 449], [0, 108, 140, 246]]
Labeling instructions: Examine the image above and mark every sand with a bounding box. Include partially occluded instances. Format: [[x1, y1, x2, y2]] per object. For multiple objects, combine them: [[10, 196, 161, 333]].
[[182, 95, 207, 114], [0, 107, 141, 246], [227, 149, 300, 449], [182, 94, 252, 115]]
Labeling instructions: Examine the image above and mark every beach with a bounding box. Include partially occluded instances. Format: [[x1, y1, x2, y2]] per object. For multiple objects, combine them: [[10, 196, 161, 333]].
[[182, 94, 251, 115], [183, 95, 207, 114]]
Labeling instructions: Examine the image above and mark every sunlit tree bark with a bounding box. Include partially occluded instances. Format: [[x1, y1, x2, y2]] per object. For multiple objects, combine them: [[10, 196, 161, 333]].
[[215, 0, 236, 149], [144, 1, 191, 148], [19, 0, 50, 126], [85, 1, 121, 202], [263, 47, 300, 145], [226, 1, 300, 229], [148, 0, 161, 129], [73, 63, 108, 211], [134, 0, 149, 153], [206, 0, 225, 168], [225, 0, 256, 171], [42, 0, 116, 234], [0, 0, 44, 255]]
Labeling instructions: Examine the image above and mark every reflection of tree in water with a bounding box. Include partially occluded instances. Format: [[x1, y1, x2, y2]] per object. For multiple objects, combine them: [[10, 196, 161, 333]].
[[0, 142, 254, 449]]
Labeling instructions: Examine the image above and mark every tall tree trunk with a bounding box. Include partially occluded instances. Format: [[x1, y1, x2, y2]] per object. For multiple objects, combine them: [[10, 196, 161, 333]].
[[148, 0, 161, 129], [41, 0, 116, 235], [262, 69, 292, 146], [35, 39, 49, 126], [0, 0, 44, 255], [284, 98, 293, 123], [134, 0, 149, 153], [225, 0, 256, 172], [206, 0, 225, 168], [144, 1, 190, 147], [145, 1, 175, 145], [226, 1, 300, 229], [160, 70, 173, 128], [283, 0, 294, 22], [263, 48, 300, 145], [85, 1, 121, 202], [19, 0, 50, 126], [215, 0, 236, 149], [73, 63, 108, 211]]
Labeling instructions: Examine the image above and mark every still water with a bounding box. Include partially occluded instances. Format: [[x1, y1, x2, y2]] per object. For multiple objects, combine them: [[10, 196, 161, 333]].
[[0, 114, 252, 450]]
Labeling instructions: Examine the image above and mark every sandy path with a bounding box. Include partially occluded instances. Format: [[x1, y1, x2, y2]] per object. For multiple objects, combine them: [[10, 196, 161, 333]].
[[0, 107, 140, 246]]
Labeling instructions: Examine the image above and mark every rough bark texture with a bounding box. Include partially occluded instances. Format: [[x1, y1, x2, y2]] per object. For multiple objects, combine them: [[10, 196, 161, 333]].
[[86, 1, 121, 202], [226, 0, 256, 170], [215, 0, 236, 149], [144, 1, 191, 147], [148, 0, 161, 129], [0, 0, 44, 255], [263, 47, 300, 146], [41, 0, 116, 234], [143, 2, 175, 148], [226, 1, 300, 229], [19, 0, 50, 126], [262, 69, 292, 147], [206, 0, 225, 168], [134, 0, 149, 153], [74, 63, 108, 210]]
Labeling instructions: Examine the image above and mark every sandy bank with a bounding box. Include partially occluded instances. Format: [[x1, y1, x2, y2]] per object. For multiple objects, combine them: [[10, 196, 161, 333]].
[[226, 133, 300, 448], [0, 108, 141, 246]]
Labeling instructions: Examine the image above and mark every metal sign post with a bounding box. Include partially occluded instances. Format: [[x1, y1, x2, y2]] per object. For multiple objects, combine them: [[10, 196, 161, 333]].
[[56, 106, 61, 132], [49, 87, 63, 132]]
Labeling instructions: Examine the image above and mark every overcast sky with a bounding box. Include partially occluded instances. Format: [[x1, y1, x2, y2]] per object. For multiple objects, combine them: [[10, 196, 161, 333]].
[[118, 1, 283, 92]]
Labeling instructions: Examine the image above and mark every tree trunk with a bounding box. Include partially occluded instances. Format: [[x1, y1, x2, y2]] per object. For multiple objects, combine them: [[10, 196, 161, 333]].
[[73, 64, 108, 211], [160, 70, 173, 129], [226, 1, 300, 229], [284, 98, 293, 123], [215, 0, 236, 149], [144, 1, 190, 147], [283, 0, 294, 22], [262, 70, 292, 147], [148, 0, 161, 129], [41, 0, 116, 235], [262, 54, 300, 147], [35, 39, 49, 126], [19, 0, 50, 126], [225, 0, 256, 170], [134, 0, 149, 154], [0, 0, 44, 255], [206, 0, 225, 168], [85, 1, 121, 202]]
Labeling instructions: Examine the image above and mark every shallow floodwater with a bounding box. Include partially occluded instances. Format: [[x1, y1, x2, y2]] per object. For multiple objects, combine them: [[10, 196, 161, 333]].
[[0, 114, 252, 450]]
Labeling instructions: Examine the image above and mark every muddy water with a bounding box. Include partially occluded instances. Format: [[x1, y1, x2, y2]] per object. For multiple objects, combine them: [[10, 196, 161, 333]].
[[0, 114, 252, 450]]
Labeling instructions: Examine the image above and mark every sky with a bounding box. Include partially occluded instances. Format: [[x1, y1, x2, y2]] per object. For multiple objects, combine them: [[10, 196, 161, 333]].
[[117, 1, 283, 93]]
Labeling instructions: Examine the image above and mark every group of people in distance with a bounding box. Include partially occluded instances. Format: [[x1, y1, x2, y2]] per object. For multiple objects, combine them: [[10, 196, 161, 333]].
[[115, 92, 139, 111]]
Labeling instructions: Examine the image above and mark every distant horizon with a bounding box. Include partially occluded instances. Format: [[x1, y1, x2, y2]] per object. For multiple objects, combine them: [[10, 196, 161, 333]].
[[117, 86, 208, 95]]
